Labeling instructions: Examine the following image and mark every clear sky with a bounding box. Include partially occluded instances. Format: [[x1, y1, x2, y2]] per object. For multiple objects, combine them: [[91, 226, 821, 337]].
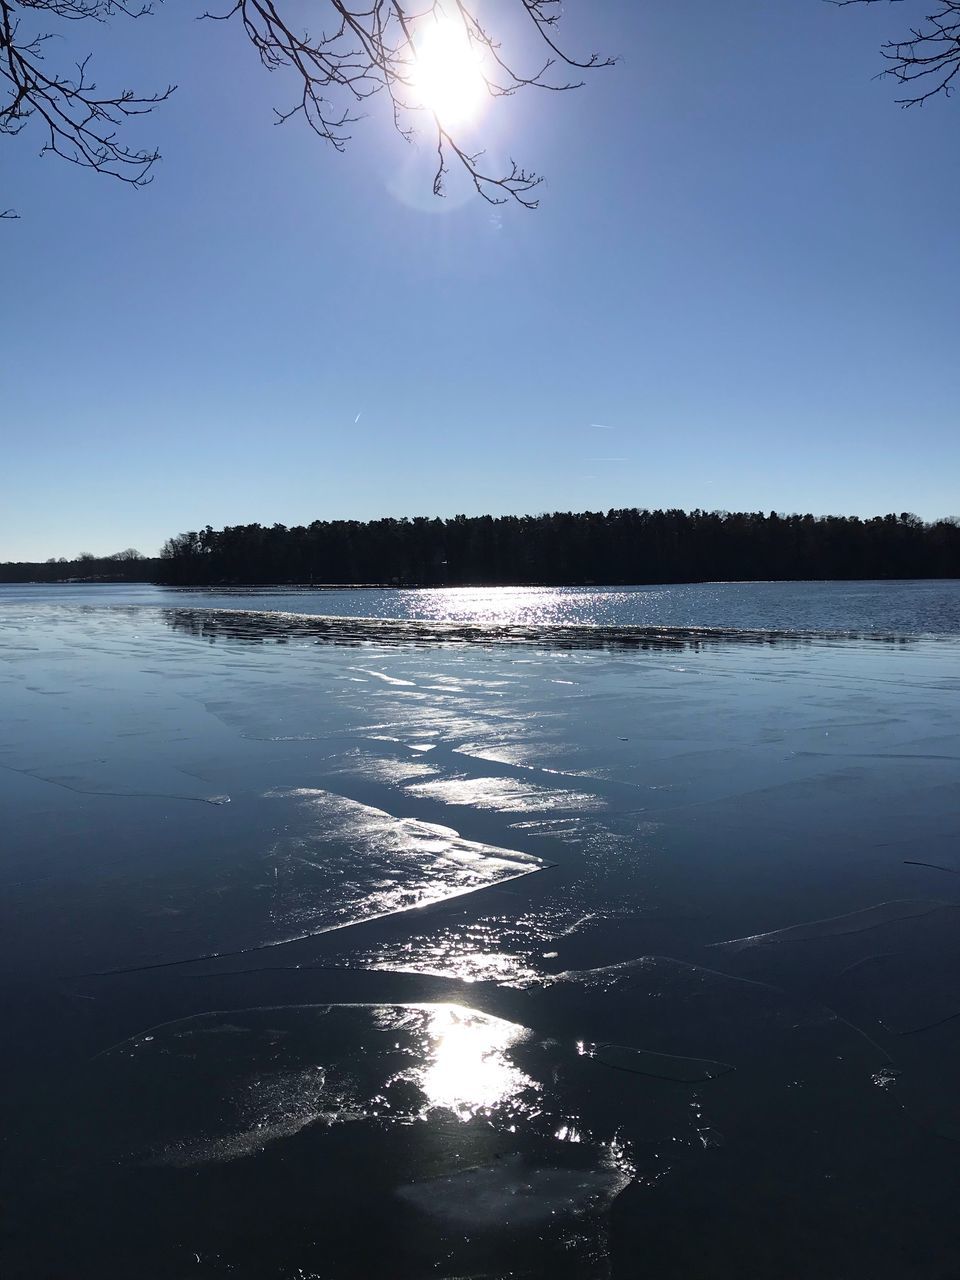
[[4, 1, 959, 560]]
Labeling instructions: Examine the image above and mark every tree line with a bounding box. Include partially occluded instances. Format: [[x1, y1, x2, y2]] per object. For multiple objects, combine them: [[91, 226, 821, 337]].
[[149, 509, 960, 587], [4, 510, 958, 587], [0, 550, 157, 584]]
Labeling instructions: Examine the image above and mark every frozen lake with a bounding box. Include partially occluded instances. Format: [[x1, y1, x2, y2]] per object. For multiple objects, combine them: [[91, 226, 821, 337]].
[[2, 583, 960, 1276], [4, 575, 960, 632]]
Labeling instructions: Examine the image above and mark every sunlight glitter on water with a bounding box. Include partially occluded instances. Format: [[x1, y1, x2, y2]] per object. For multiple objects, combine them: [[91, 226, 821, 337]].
[[403, 586, 636, 627]]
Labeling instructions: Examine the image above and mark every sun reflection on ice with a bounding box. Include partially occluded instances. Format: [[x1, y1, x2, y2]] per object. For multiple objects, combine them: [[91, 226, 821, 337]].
[[412, 586, 580, 626], [418, 1005, 536, 1121]]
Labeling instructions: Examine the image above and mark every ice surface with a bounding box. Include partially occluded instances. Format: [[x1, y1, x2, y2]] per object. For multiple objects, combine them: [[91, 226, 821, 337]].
[[397, 1154, 630, 1228], [585, 1041, 734, 1083], [5, 594, 960, 1276], [714, 899, 960, 1148], [405, 773, 605, 814], [16, 1002, 643, 1277], [263, 788, 547, 942], [530, 955, 864, 1076], [710, 900, 955, 953]]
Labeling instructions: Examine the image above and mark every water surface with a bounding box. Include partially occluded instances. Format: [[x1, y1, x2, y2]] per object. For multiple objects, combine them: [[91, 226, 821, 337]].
[[2, 586, 960, 1276], [5, 576, 960, 633]]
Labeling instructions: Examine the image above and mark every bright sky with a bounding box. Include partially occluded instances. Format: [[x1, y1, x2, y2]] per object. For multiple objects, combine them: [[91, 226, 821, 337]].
[[4, 1, 959, 560]]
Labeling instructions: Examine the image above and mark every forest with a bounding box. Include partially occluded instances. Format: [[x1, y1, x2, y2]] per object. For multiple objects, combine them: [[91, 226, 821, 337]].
[[150, 509, 959, 585], [3, 510, 958, 587], [0, 552, 160, 584]]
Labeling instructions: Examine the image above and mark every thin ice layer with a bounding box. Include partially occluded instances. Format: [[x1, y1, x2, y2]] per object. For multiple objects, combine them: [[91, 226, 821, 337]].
[[587, 1041, 734, 1083], [265, 788, 547, 940], [22, 1003, 645, 1278], [710, 900, 953, 953], [405, 774, 604, 814], [397, 1153, 631, 1228]]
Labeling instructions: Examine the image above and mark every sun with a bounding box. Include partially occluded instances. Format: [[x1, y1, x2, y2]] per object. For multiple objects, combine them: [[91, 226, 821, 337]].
[[408, 12, 487, 127]]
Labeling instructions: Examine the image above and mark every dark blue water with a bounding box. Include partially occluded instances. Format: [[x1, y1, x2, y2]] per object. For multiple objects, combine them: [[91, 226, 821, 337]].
[[2, 585, 960, 1277], [4, 578, 960, 634]]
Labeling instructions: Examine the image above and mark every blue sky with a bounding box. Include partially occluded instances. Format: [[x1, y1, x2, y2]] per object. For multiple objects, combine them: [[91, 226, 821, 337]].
[[4, 1, 959, 559]]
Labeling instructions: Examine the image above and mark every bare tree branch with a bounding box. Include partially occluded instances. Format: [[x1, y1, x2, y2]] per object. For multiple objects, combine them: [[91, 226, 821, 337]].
[[2, 0, 611, 214], [833, 0, 960, 104], [1, 0, 174, 213], [205, 0, 614, 208]]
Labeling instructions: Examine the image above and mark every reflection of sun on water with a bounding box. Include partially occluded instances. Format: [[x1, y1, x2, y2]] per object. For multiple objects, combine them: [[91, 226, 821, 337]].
[[408, 13, 487, 127], [412, 586, 576, 627], [419, 1005, 535, 1120]]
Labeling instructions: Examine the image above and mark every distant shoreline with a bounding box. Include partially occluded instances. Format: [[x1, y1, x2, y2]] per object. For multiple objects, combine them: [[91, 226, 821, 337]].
[[4, 575, 960, 589], [4, 509, 959, 586]]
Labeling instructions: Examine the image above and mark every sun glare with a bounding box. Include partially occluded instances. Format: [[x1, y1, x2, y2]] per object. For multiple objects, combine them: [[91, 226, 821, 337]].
[[409, 14, 487, 127], [418, 1005, 534, 1120]]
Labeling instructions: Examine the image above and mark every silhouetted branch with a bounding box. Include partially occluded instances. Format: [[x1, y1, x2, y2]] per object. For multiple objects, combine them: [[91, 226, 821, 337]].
[[834, 0, 960, 104], [1, 0, 173, 213], [205, 0, 614, 207], [3, 0, 610, 213]]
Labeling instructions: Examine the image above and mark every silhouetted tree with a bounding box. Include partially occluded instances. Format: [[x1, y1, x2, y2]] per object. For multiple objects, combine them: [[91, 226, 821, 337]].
[[151, 508, 960, 587], [2, 0, 610, 217], [0, 551, 160, 582], [5, 512, 960, 585], [837, 1, 960, 104]]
